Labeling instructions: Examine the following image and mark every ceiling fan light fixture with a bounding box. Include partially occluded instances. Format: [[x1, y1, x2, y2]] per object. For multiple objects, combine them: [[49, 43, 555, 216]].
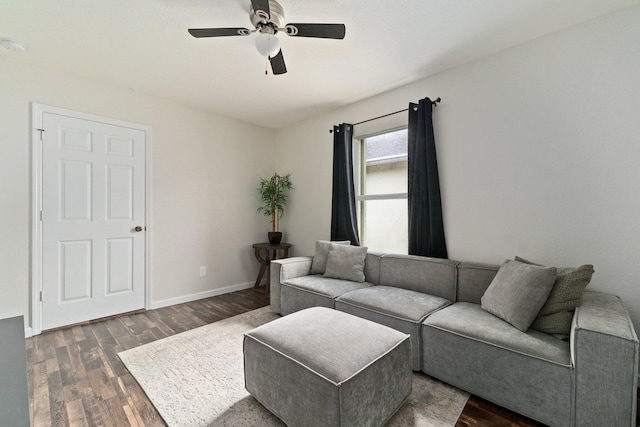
[[255, 33, 280, 57]]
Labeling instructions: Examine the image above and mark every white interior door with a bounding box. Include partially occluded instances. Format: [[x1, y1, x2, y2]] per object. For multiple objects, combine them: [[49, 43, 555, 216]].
[[40, 111, 146, 330]]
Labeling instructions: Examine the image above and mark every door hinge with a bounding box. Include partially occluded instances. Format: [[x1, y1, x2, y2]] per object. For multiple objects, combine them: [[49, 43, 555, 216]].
[[40, 210, 43, 221], [39, 291, 43, 302], [36, 128, 45, 141]]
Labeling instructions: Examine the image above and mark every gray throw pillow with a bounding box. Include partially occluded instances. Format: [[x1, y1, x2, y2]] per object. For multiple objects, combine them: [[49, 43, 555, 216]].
[[323, 245, 368, 282], [515, 256, 594, 339], [311, 240, 350, 274], [481, 259, 557, 332]]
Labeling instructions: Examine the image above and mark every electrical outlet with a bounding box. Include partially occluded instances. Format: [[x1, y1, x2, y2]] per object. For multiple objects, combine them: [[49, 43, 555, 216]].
[[200, 266, 206, 277]]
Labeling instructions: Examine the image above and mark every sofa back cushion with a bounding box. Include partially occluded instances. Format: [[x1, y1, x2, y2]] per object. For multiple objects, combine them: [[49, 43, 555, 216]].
[[457, 262, 500, 304], [363, 252, 383, 285], [379, 255, 458, 301]]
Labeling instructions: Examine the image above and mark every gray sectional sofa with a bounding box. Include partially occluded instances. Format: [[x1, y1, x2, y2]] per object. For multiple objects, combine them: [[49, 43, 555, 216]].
[[269, 249, 638, 427]]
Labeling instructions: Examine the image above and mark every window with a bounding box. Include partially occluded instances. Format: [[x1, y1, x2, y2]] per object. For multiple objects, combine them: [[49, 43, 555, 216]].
[[355, 128, 408, 254]]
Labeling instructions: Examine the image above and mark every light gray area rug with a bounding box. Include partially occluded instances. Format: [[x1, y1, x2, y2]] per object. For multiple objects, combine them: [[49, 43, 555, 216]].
[[118, 307, 469, 427]]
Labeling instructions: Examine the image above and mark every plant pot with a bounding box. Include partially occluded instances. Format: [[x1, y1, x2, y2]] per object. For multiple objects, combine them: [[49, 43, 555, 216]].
[[268, 232, 283, 244]]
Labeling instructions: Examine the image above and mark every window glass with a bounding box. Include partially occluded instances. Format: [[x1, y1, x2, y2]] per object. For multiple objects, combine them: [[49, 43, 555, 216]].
[[356, 128, 408, 254], [362, 129, 407, 195], [361, 199, 408, 254]]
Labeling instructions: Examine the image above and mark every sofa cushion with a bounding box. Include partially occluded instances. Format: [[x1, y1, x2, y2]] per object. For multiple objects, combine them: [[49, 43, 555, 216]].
[[422, 302, 572, 426], [425, 303, 571, 365], [323, 245, 368, 282], [515, 256, 595, 339], [379, 254, 458, 301], [281, 276, 373, 315], [283, 276, 373, 299], [336, 286, 451, 370], [310, 240, 350, 274], [337, 286, 450, 322], [481, 260, 556, 332], [362, 252, 383, 285], [456, 262, 500, 304]]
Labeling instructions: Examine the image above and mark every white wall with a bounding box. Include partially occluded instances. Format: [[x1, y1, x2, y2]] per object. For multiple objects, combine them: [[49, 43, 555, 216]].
[[0, 57, 276, 329], [275, 6, 640, 330]]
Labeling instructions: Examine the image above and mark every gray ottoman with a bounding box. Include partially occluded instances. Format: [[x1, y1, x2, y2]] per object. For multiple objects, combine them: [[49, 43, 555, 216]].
[[244, 307, 412, 427]]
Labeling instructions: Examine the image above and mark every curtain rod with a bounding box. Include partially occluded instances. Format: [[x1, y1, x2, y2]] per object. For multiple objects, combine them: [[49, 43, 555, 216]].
[[329, 97, 441, 133]]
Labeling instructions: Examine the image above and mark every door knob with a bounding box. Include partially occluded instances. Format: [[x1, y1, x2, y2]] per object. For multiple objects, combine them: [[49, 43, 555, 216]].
[[134, 226, 144, 232]]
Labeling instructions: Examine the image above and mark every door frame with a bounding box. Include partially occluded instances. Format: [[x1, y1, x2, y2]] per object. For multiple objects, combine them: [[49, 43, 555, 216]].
[[30, 103, 152, 336]]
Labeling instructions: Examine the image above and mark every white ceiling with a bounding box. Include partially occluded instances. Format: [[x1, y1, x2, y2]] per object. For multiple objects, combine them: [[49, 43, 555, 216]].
[[1, 0, 638, 129]]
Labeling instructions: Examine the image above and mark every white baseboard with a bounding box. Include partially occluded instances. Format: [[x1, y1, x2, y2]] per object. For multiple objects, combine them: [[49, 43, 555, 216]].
[[149, 282, 256, 310], [25, 283, 259, 336]]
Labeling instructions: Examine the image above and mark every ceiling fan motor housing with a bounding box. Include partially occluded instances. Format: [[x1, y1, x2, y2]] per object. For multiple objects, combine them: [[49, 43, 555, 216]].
[[250, 0, 285, 30]]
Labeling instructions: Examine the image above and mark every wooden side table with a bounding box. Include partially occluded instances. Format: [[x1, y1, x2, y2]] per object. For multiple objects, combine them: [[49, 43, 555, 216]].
[[253, 242, 291, 292]]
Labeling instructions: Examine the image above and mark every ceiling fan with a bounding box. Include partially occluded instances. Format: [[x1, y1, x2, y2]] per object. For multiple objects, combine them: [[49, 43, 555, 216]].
[[188, 0, 346, 75]]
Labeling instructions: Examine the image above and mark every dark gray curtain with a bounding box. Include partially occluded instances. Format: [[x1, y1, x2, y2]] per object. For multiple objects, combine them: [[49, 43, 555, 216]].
[[330, 123, 360, 245], [407, 98, 447, 258]]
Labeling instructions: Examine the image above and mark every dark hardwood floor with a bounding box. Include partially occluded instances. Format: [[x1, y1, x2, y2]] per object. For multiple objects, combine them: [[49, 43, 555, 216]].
[[26, 287, 637, 426], [27, 287, 270, 426]]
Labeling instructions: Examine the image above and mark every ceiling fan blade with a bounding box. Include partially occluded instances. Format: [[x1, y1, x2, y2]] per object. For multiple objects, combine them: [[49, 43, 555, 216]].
[[251, 0, 271, 20], [284, 23, 346, 39], [270, 49, 287, 75], [188, 28, 251, 38]]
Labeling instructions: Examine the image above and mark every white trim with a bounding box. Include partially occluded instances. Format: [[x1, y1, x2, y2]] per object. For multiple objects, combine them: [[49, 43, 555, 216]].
[[149, 282, 256, 310], [30, 103, 152, 335], [31, 106, 43, 336], [144, 128, 153, 312], [356, 192, 408, 201], [354, 124, 408, 142], [24, 327, 33, 338], [366, 154, 407, 166]]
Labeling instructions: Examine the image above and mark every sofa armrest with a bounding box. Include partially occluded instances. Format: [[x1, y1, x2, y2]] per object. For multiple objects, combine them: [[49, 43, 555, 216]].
[[270, 256, 313, 314], [571, 291, 639, 427]]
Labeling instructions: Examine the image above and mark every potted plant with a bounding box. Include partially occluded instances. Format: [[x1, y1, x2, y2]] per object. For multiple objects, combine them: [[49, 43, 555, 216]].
[[257, 172, 293, 244]]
